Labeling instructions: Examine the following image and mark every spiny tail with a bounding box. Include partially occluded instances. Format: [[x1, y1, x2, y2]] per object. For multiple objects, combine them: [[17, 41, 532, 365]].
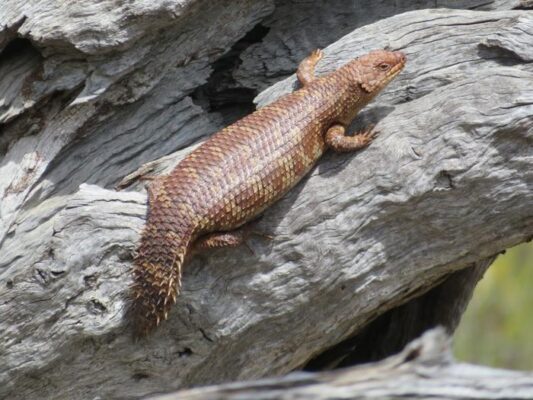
[[130, 227, 191, 336]]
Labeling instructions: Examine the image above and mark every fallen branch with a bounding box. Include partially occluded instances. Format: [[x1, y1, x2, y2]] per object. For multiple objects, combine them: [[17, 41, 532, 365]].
[[151, 329, 533, 400]]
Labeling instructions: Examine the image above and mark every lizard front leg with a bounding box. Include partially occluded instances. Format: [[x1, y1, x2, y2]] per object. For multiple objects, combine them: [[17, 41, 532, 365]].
[[325, 123, 376, 153], [297, 49, 323, 86]]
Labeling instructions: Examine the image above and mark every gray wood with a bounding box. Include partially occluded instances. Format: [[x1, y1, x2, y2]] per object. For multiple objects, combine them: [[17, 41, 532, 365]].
[[304, 258, 495, 370], [149, 328, 533, 400], [0, 0, 275, 239], [234, 0, 527, 91], [0, 2, 532, 400]]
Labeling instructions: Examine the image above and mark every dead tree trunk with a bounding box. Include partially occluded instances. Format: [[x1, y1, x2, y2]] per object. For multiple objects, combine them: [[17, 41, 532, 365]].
[[1, 1, 532, 399]]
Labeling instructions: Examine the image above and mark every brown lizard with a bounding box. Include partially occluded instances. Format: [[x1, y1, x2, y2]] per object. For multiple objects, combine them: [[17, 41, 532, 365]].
[[131, 49, 406, 335]]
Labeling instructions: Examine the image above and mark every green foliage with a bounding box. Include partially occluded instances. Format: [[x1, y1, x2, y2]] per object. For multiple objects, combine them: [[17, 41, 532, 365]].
[[454, 242, 533, 370]]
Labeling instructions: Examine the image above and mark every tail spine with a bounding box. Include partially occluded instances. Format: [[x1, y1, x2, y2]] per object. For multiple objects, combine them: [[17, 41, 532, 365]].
[[131, 225, 192, 336]]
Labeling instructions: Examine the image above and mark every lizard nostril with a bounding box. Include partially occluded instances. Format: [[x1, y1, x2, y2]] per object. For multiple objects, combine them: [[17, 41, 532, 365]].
[[398, 52, 406, 63]]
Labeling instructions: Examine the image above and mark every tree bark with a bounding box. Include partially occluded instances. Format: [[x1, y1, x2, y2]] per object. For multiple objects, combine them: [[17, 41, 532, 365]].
[[0, 1, 532, 399]]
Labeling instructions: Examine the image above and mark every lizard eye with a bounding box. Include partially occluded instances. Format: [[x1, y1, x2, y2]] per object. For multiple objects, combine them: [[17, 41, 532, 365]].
[[378, 62, 390, 71]]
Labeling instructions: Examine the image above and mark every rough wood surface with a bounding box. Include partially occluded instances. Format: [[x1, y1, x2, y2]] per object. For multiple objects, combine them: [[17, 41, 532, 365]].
[[149, 328, 533, 400], [0, 2, 532, 400], [304, 257, 495, 370], [234, 0, 529, 91]]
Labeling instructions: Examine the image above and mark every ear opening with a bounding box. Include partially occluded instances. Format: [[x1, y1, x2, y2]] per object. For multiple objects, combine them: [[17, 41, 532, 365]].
[[361, 81, 375, 92]]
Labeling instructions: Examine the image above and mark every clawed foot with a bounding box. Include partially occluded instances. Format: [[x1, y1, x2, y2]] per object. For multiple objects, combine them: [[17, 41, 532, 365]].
[[310, 48, 323, 62], [359, 124, 378, 146]]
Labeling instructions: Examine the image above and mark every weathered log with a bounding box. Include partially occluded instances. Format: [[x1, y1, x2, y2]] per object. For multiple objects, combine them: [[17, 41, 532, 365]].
[[0, 1, 532, 399], [149, 329, 533, 400], [235, 0, 529, 91]]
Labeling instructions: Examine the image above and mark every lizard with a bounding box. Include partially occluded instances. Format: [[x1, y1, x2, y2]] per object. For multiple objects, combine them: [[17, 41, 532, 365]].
[[131, 49, 406, 336]]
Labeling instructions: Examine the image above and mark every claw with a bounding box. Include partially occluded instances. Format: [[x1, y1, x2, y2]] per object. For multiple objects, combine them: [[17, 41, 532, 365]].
[[312, 48, 323, 61], [244, 241, 255, 255], [360, 125, 378, 145], [251, 230, 274, 241]]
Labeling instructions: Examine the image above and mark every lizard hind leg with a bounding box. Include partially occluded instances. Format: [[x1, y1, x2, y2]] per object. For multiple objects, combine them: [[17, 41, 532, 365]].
[[194, 230, 247, 251], [193, 229, 256, 255], [193, 224, 273, 255], [297, 48, 323, 86], [145, 176, 167, 204]]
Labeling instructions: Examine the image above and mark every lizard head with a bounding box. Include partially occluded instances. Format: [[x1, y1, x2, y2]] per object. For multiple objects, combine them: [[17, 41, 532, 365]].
[[348, 50, 406, 94]]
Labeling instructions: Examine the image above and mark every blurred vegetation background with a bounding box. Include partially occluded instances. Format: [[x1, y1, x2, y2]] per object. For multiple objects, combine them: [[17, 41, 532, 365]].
[[454, 242, 533, 370]]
